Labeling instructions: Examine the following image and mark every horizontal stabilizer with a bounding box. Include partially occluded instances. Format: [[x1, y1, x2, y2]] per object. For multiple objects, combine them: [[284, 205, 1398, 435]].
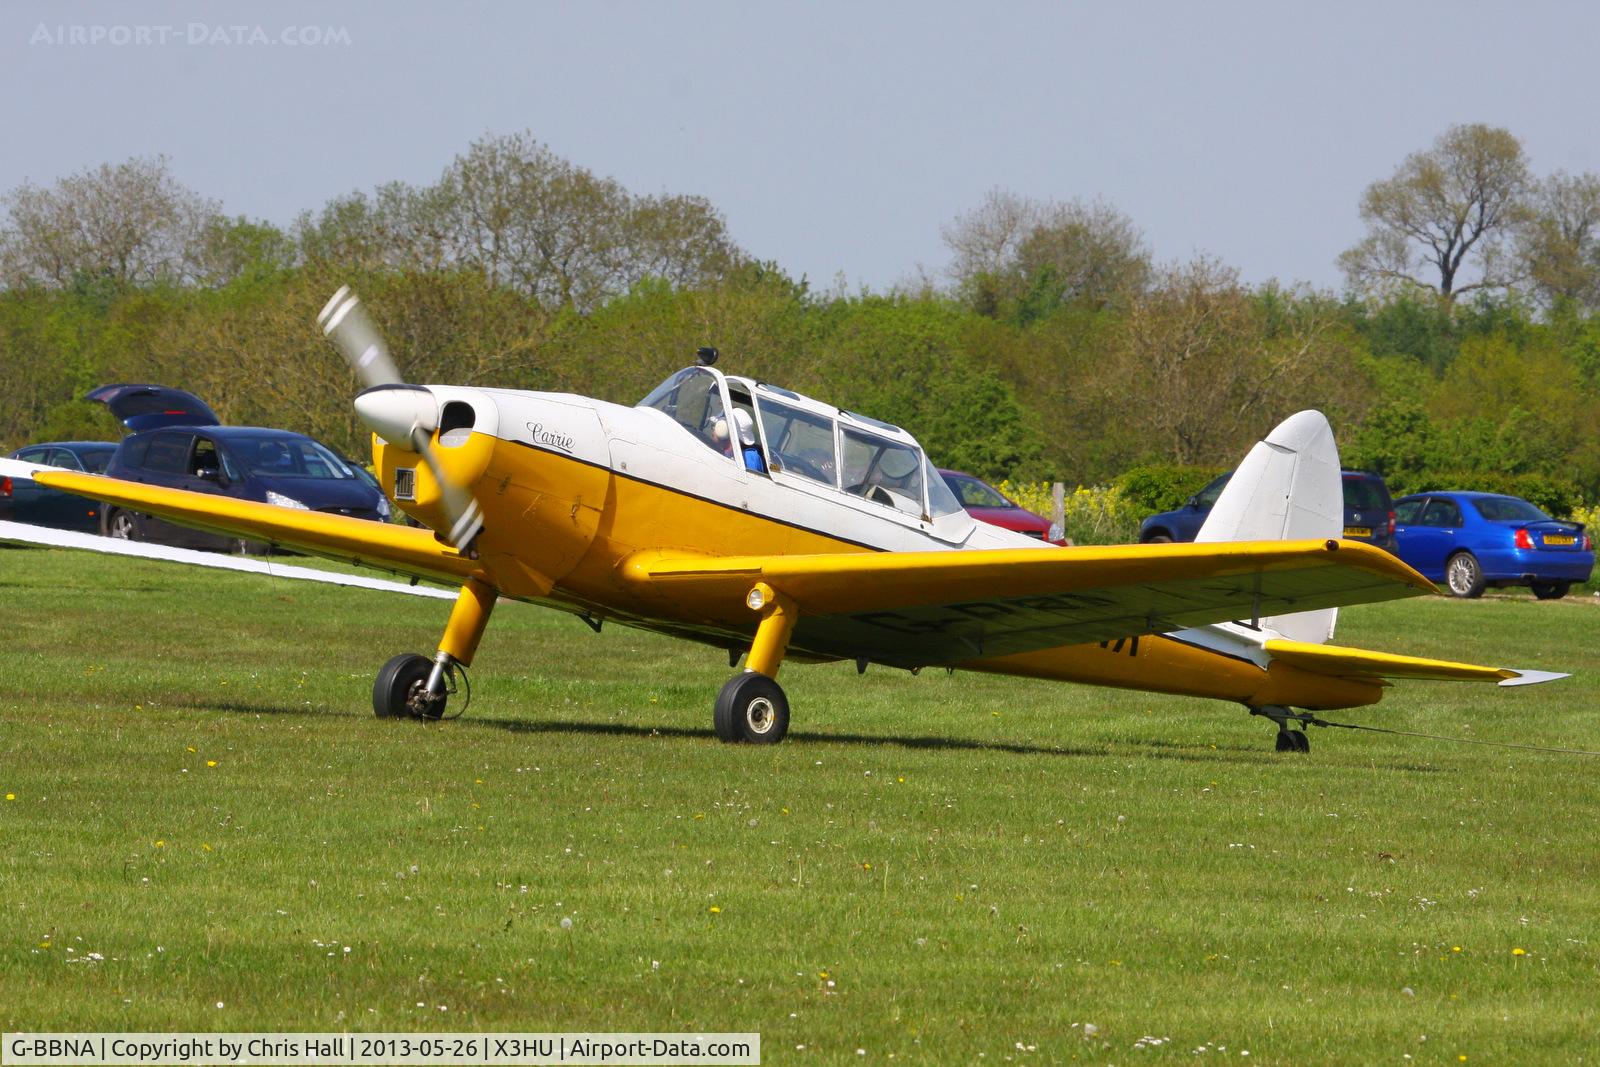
[[1497, 669, 1570, 687], [1266, 638, 1568, 686]]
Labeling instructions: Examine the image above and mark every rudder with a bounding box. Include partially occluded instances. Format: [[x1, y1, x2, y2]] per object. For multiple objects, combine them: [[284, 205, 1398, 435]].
[[1197, 410, 1341, 644]]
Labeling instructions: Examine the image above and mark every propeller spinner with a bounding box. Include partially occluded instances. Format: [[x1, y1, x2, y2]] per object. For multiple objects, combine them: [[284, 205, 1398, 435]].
[[317, 286, 485, 552]]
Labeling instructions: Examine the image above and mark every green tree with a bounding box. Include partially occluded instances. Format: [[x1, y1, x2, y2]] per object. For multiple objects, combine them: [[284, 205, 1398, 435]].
[[1340, 124, 1529, 302], [0, 156, 220, 288], [942, 188, 1148, 322], [1518, 170, 1600, 309]]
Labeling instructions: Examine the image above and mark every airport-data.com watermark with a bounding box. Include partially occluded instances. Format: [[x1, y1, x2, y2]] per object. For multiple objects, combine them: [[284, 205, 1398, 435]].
[[29, 23, 352, 48]]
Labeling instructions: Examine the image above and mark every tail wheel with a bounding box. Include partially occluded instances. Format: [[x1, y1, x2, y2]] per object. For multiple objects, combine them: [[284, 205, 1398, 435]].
[[1445, 552, 1485, 598], [374, 652, 446, 719], [713, 672, 790, 744], [1274, 728, 1310, 753]]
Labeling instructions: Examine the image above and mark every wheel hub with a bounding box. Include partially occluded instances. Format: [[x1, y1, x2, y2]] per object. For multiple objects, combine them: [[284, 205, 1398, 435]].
[[745, 696, 775, 734]]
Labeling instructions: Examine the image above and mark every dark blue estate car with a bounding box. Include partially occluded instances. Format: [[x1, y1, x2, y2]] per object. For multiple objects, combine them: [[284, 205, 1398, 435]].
[[1392, 491, 1594, 599], [89, 384, 389, 552], [1138, 470, 1397, 552], [2, 441, 119, 531]]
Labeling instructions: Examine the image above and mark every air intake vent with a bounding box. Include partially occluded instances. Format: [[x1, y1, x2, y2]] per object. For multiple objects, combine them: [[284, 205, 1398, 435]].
[[394, 467, 416, 501]]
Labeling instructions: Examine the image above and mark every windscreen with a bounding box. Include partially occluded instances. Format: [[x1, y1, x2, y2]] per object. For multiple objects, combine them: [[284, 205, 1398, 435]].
[[925, 458, 965, 518], [234, 437, 357, 479], [638, 368, 729, 455]]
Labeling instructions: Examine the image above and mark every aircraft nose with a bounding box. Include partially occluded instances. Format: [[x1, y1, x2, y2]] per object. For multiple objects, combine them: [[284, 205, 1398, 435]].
[[354, 385, 438, 447]]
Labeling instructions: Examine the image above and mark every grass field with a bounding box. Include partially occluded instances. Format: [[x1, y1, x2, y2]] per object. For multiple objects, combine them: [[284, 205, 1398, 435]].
[[2, 546, 1598, 1063]]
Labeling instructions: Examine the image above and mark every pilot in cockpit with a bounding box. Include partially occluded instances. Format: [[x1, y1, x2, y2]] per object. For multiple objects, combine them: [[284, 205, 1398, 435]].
[[711, 411, 766, 474]]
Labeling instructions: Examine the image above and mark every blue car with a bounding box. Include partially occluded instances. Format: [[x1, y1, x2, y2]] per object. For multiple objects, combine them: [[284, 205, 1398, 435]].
[[1392, 491, 1594, 599], [1139, 470, 1397, 552], [88, 383, 390, 552], [2, 441, 119, 532]]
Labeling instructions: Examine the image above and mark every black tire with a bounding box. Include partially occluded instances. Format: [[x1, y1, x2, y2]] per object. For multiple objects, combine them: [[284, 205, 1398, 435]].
[[373, 652, 445, 720], [1143, 532, 1173, 544], [713, 672, 790, 744], [106, 508, 139, 541], [1275, 729, 1310, 753], [1444, 552, 1485, 598], [1531, 580, 1571, 601]]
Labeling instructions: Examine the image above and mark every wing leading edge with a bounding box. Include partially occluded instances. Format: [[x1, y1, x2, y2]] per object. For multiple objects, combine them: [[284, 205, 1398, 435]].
[[624, 539, 1437, 667], [12, 463, 475, 585]]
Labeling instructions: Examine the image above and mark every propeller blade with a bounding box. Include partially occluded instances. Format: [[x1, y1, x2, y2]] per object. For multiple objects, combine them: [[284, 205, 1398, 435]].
[[421, 448, 485, 549], [321, 286, 485, 554], [318, 285, 403, 388]]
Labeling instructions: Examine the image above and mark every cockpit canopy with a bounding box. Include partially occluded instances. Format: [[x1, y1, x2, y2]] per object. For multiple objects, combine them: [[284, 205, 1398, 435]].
[[638, 367, 964, 521]]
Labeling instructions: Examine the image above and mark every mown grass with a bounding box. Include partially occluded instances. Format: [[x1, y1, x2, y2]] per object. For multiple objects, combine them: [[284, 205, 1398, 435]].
[[2, 546, 1598, 1063]]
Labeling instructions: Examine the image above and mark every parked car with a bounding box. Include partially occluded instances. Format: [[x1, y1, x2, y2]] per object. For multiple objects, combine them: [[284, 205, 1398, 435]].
[[1391, 491, 1594, 599], [1, 441, 119, 532], [938, 469, 1066, 544], [88, 383, 390, 552], [1138, 469, 1397, 552]]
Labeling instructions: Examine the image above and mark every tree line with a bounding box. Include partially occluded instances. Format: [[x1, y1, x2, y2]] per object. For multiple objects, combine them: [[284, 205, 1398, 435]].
[[3, 125, 1598, 514]]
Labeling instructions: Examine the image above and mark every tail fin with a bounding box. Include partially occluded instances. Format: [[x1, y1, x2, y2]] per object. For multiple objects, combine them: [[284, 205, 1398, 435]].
[[1197, 410, 1342, 644]]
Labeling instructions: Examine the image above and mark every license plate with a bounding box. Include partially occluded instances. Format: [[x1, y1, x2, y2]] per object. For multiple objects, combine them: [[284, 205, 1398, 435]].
[[1344, 527, 1372, 538], [1544, 534, 1575, 545]]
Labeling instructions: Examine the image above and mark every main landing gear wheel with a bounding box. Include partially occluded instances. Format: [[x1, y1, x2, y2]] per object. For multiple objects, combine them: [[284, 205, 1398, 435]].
[[374, 652, 447, 720], [714, 672, 790, 744], [1275, 728, 1310, 753]]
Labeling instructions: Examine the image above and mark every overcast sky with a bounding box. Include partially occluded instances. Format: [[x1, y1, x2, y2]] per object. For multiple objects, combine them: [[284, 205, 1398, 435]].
[[4, 0, 1597, 293]]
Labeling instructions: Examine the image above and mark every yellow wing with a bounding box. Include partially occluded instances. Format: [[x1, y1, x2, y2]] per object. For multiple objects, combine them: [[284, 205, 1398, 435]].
[[31, 468, 475, 585], [623, 540, 1437, 667]]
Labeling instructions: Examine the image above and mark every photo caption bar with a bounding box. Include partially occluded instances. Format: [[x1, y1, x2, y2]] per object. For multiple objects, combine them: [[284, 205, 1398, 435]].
[[2, 1034, 759, 1066]]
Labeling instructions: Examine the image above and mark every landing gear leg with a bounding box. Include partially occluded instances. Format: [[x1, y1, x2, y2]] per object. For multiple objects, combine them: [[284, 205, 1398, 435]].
[[715, 582, 796, 744], [373, 576, 497, 720], [1251, 705, 1311, 754]]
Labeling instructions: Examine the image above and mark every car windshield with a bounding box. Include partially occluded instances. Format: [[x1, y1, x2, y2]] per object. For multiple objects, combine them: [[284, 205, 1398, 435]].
[[1471, 496, 1549, 522], [1195, 474, 1230, 508], [234, 437, 356, 479], [943, 473, 1010, 509]]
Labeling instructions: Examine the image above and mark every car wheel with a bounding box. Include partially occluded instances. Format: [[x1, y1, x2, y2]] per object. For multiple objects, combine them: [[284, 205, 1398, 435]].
[[1530, 580, 1571, 601], [1143, 532, 1173, 544], [1444, 552, 1485, 599], [106, 509, 139, 541]]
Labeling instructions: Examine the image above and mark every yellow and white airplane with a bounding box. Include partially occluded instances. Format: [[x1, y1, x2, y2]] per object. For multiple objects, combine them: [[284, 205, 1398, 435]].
[[0, 288, 1566, 753]]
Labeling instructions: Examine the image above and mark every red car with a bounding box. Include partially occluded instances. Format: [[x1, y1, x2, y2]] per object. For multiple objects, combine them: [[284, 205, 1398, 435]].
[[938, 469, 1066, 544]]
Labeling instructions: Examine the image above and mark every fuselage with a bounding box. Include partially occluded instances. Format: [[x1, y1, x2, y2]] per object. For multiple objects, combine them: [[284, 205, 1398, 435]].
[[368, 373, 1384, 712]]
